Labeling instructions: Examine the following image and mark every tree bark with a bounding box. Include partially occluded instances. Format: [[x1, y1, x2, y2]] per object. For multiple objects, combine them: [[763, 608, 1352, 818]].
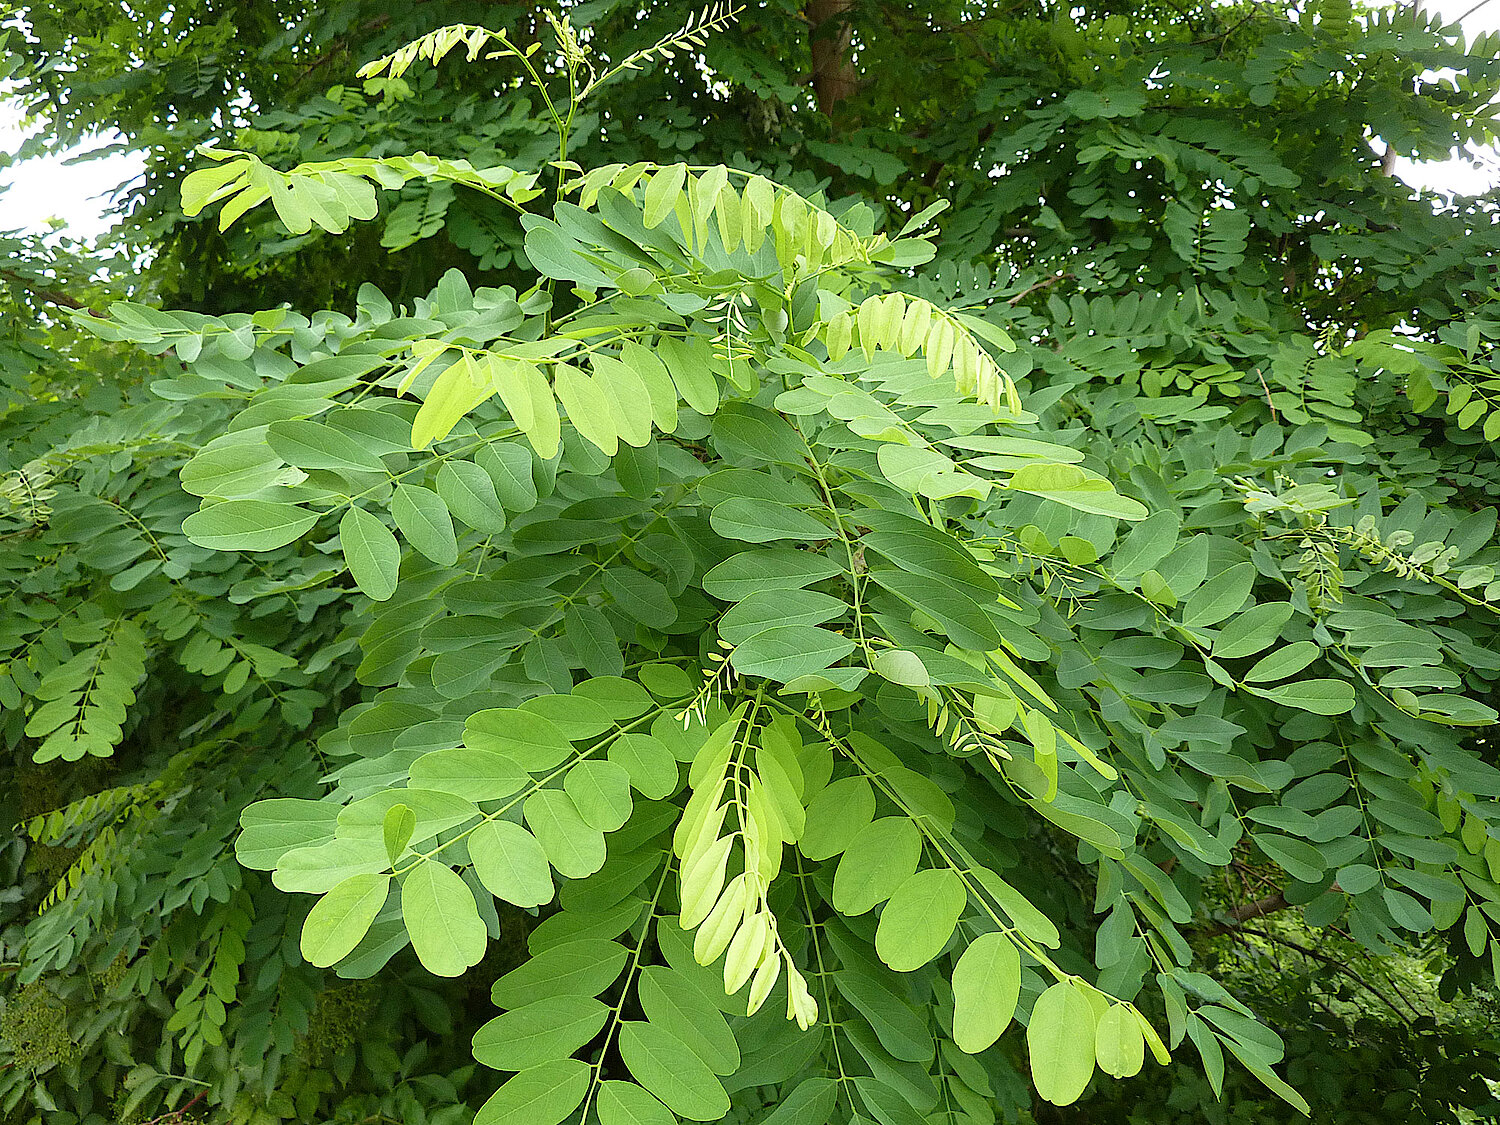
[[805, 0, 858, 116]]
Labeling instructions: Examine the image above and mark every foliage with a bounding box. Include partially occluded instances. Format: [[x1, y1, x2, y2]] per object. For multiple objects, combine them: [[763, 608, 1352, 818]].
[[4, 3, 1500, 1125]]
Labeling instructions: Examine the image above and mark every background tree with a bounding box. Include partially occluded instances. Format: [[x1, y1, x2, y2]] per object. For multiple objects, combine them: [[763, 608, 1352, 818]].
[[4, 3, 1500, 1124]]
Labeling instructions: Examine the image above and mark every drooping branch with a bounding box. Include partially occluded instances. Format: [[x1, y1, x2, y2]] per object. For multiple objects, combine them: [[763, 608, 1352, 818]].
[[0, 267, 94, 312], [1226, 926, 1420, 1020]]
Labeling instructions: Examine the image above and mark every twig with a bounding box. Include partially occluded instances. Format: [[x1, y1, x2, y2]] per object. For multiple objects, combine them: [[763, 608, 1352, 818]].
[[1007, 272, 1073, 306], [140, 1090, 208, 1125], [1226, 925, 1417, 1020], [0, 268, 95, 312]]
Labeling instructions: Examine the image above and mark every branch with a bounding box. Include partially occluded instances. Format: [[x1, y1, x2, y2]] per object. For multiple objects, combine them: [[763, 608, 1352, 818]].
[[1202, 888, 1288, 935], [1225, 925, 1417, 1019], [0, 268, 95, 312], [140, 1090, 208, 1125], [1007, 272, 1073, 306]]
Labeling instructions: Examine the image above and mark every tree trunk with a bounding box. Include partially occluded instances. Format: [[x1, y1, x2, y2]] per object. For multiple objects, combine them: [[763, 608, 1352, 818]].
[[805, 0, 858, 116]]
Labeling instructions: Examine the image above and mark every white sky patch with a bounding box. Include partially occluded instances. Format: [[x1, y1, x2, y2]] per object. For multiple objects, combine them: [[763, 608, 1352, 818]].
[[1, 2, 1498, 240], [1389, 0, 1500, 195], [0, 100, 145, 241]]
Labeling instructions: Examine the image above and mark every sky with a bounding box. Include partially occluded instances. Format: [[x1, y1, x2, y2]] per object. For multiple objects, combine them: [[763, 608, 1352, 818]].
[[1, 0, 1498, 242]]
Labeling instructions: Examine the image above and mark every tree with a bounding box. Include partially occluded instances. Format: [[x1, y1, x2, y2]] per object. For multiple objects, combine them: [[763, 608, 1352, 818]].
[[4, 4, 1500, 1124]]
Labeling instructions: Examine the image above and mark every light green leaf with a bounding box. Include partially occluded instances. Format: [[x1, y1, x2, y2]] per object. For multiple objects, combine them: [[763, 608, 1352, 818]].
[[300, 873, 390, 968], [471, 996, 608, 1072], [1007, 463, 1147, 520], [800, 776, 875, 861], [183, 499, 319, 551], [1028, 981, 1097, 1106], [608, 734, 680, 799], [563, 759, 633, 832], [951, 932, 1021, 1054], [392, 483, 458, 565], [1095, 1004, 1146, 1078], [401, 859, 488, 977], [469, 820, 555, 908], [833, 817, 922, 916], [643, 163, 689, 229], [525, 789, 606, 879], [555, 361, 619, 456], [340, 506, 401, 601], [874, 868, 966, 971], [618, 1021, 731, 1121], [473, 1059, 590, 1125]]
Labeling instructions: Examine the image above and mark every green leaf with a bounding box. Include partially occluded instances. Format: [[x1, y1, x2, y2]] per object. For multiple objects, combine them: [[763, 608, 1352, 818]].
[[1243, 641, 1320, 683], [1028, 981, 1097, 1106], [437, 460, 508, 533], [757, 1078, 838, 1125], [563, 759, 633, 832], [267, 419, 386, 473], [555, 361, 619, 456], [479, 441, 539, 511], [643, 163, 688, 229], [637, 965, 741, 1075], [401, 859, 488, 977], [237, 799, 338, 870], [618, 1021, 731, 1122], [471, 996, 609, 1071], [468, 820, 556, 908], [1252, 832, 1327, 882], [300, 873, 390, 968], [1183, 563, 1255, 628], [1007, 463, 1147, 520], [183, 499, 319, 551], [874, 868, 966, 971], [717, 588, 847, 646], [1095, 1005, 1146, 1078], [392, 483, 458, 565], [799, 776, 875, 860], [702, 549, 841, 601], [409, 748, 529, 802], [382, 804, 415, 865], [731, 625, 854, 683], [597, 1081, 675, 1125], [340, 506, 401, 601], [473, 1060, 590, 1125], [834, 817, 923, 916], [525, 789, 606, 879], [1212, 602, 1295, 659], [1111, 510, 1180, 578], [710, 498, 831, 543], [951, 932, 1021, 1054], [608, 734, 680, 799], [491, 938, 630, 1008], [1247, 679, 1356, 715]]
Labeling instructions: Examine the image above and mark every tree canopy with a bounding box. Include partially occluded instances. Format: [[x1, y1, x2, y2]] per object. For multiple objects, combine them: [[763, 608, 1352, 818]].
[[4, 3, 1500, 1124]]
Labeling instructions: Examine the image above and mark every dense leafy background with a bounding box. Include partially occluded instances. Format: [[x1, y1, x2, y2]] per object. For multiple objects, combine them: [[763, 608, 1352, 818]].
[[4, 2, 1500, 1124]]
